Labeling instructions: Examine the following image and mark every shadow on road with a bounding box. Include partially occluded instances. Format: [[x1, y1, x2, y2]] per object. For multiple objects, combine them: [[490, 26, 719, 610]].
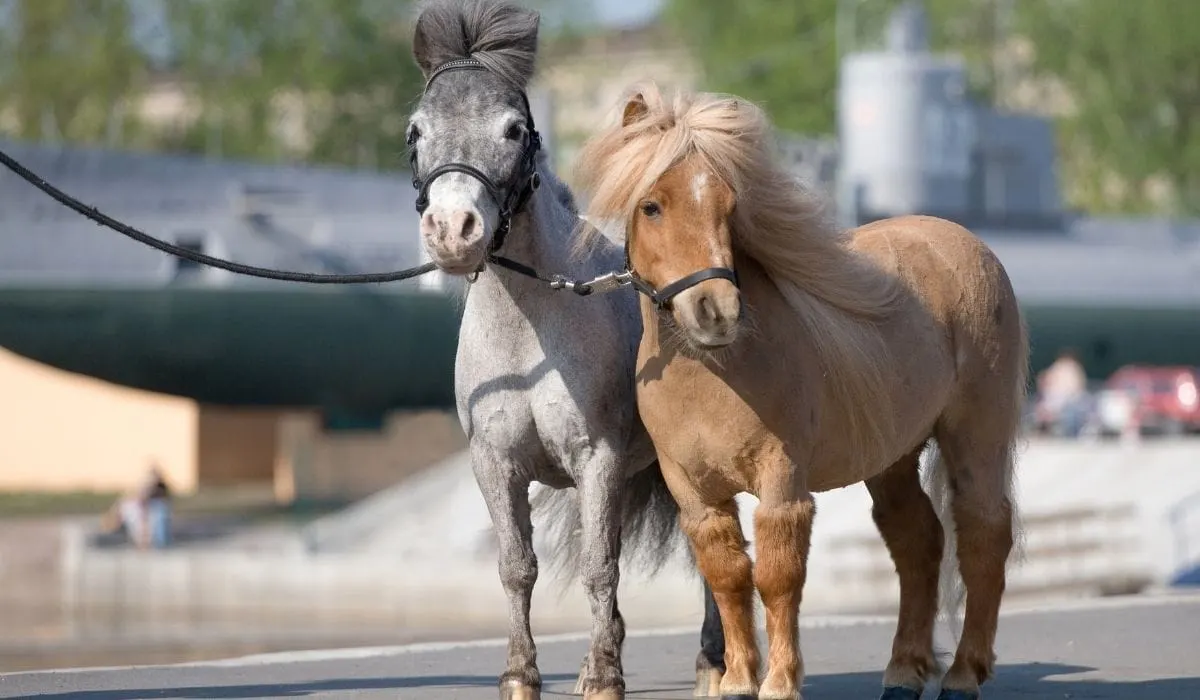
[[14, 664, 1200, 699], [14, 673, 578, 699]]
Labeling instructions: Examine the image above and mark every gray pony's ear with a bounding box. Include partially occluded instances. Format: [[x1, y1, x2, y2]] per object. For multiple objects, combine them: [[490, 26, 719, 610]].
[[622, 92, 649, 127], [412, 9, 444, 78]]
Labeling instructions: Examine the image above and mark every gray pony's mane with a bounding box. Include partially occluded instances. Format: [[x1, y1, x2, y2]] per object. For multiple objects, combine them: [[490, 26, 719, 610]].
[[412, 0, 540, 88]]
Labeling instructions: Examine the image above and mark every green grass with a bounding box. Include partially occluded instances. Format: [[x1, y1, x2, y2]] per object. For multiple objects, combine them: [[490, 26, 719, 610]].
[[0, 488, 352, 522], [0, 490, 120, 517]]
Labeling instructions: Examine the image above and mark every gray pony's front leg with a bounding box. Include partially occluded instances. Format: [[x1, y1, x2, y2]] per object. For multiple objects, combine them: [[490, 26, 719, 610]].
[[474, 456, 541, 700], [575, 451, 628, 699]]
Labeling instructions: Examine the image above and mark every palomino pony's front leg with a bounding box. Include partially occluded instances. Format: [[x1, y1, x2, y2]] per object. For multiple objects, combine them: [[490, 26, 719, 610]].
[[574, 450, 629, 700], [753, 492, 816, 700], [658, 456, 759, 699], [473, 455, 542, 700]]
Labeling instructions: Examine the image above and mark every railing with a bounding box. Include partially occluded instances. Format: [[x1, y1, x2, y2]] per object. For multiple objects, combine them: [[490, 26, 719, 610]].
[[1168, 488, 1200, 581], [825, 502, 1151, 608]]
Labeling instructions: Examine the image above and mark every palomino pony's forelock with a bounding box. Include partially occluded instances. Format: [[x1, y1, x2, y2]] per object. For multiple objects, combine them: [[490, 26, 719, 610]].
[[574, 82, 906, 473]]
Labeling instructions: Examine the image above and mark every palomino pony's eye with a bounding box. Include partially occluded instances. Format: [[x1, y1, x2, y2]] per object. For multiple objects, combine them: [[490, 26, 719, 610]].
[[639, 201, 661, 218]]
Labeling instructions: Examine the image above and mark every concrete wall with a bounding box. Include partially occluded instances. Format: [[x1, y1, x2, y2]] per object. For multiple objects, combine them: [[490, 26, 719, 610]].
[[196, 407, 280, 489], [0, 348, 198, 493], [60, 439, 1200, 630], [278, 410, 467, 503], [0, 348, 465, 499]]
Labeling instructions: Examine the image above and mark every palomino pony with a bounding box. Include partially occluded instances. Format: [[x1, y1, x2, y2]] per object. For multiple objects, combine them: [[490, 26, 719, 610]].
[[573, 83, 1028, 700], [406, 2, 724, 698]]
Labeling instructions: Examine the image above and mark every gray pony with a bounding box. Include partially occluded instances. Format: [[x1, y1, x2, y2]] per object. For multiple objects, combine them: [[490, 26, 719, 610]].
[[406, 0, 724, 698]]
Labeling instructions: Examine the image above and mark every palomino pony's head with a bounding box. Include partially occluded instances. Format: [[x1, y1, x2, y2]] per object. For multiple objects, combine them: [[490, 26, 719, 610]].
[[407, 0, 543, 275], [575, 83, 897, 353], [578, 88, 757, 349]]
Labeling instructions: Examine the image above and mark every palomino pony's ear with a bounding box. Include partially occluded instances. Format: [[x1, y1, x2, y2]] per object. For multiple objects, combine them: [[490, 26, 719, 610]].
[[622, 93, 649, 127]]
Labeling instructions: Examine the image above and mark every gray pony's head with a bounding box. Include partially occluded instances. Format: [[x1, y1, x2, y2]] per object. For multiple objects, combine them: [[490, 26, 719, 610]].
[[408, 0, 541, 275]]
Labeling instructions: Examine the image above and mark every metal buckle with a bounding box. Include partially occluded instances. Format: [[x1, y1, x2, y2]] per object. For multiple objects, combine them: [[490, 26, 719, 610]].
[[581, 271, 634, 295]]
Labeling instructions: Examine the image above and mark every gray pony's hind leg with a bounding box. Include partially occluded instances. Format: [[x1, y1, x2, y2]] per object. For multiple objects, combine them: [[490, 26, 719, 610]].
[[474, 455, 542, 700], [694, 580, 725, 696], [575, 583, 725, 698], [575, 451, 628, 699]]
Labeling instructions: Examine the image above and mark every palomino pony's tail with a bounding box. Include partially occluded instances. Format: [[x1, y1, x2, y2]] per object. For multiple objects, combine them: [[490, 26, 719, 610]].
[[530, 461, 688, 592], [921, 442, 966, 642]]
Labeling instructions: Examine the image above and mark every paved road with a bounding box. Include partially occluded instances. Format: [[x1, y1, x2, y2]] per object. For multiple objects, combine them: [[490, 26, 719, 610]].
[[3, 593, 1198, 699]]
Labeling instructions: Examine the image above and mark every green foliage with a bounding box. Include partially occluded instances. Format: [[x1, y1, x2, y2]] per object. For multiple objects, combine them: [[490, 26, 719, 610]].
[[661, 0, 1011, 136], [1014, 0, 1200, 215], [0, 0, 150, 144], [163, 0, 425, 169], [661, 0, 840, 135]]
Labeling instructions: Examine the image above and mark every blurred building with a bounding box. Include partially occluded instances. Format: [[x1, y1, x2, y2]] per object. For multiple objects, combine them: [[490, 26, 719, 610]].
[[1, 3, 1198, 495], [533, 23, 699, 172], [0, 141, 465, 497]]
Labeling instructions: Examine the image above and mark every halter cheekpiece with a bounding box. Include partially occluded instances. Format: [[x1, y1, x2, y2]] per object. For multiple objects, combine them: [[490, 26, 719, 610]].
[[409, 57, 542, 256]]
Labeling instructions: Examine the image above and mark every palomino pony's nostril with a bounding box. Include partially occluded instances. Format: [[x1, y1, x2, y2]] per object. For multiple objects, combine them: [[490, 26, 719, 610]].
[[698, 294, 717, 323]]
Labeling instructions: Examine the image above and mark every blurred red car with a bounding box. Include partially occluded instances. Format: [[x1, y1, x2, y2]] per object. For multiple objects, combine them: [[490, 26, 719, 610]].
[[1095, 365, 1200, 436]]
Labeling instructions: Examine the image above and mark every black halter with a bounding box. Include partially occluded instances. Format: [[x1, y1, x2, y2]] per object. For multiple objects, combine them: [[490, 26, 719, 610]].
[[621, 240, 740, 311], [409, 58, 542, 255]]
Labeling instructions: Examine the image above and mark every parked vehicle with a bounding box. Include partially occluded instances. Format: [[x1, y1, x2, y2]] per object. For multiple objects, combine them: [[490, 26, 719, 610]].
[[1095, 365, 1200, 436]]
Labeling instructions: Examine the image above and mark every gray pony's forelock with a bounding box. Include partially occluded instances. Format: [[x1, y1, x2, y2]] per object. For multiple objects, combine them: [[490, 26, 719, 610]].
[[412, 0, 540, 89]]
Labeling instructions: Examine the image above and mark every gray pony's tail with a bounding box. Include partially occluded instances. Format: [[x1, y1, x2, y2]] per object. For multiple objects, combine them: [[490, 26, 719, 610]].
[[530, 460, 689, 589]]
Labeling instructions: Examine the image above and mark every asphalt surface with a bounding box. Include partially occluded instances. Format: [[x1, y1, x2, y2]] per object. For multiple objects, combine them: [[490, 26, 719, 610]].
[[3, 593, 1198, 699]]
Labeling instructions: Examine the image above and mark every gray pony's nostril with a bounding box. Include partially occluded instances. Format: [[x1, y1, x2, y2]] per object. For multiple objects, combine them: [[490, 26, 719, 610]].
[[458, 211, 477, 239]]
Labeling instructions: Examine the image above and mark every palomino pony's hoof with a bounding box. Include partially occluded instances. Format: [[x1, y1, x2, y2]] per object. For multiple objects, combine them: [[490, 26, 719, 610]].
[[935, 690, 979, 700], [499, 679, 541, 700], [718, 695, 758, 700], [880, 686, 923, 700], [694, 667, 722, 697]]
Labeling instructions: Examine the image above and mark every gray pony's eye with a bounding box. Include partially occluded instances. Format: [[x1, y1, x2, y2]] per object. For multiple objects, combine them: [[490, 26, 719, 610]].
[[504, 123, 525, 142], [406, 125, 421, 145]]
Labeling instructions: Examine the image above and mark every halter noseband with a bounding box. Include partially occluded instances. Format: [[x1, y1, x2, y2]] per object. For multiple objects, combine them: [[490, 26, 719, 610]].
[[409, 58, 542, 254], [621, 238, 740, 312]]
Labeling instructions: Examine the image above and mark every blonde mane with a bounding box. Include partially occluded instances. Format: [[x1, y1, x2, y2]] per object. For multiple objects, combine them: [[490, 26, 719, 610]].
[[573, 82, 905, 469]]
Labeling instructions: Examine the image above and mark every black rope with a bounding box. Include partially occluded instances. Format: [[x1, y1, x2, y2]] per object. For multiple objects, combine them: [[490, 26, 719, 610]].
[[0, 148, 437, 285]]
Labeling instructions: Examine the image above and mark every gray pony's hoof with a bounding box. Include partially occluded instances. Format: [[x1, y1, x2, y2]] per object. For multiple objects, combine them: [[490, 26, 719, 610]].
[[499, 679, 541, 700], [936, 689, 980, 700], [694, 667, 722, 697], [572, 657, 588, 696], [880, 686, 923, 700]]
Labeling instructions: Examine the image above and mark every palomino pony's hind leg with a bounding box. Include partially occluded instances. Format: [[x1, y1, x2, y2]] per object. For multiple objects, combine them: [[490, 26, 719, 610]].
[[473, 457, 542, 700], [934, 431, 1016, 700], [864, 446, 944, 700]]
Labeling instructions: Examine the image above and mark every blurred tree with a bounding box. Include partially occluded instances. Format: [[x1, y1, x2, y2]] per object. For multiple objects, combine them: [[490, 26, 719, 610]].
[[661, 0, 841, 135], [1014, 1, 1200, 215], [661, 0, 1016, 135], [164, 0, 424, 169], [0, 0, 150, 145]]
